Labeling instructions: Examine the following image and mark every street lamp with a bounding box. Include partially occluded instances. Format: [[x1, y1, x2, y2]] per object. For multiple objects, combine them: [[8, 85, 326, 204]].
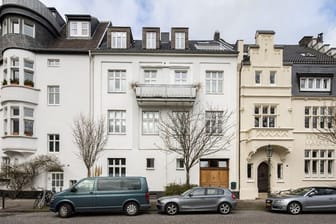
[[265, 144, 272, 197]]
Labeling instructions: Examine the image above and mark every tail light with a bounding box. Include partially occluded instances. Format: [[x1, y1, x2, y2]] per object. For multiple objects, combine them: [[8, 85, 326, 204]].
[[231, 192, 237, 200], [145, 192, 150, 203]]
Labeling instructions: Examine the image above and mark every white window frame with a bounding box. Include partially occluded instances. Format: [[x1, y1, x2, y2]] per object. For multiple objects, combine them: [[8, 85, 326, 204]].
[[10, 18, 20, 34], [175, 32, 185, 49], [254, 105, 276, 128], [300, 77, 331, 92], [247, 163, 253, 180], [23, 107, 34, 136], [111, 32, 127, 48], [176, 158, 184, 170], [23, 20, 35, 38], [205, 71, 224, 94], [142, 111, 159, 135], [2, 19, 7, 35], [270, 71, 276, 85], [304, 149, 335, 178], [48, 86, 60, 105], [146, 158, 155, 170], [108, 158, 126, 177], [69, 21, 90, 37], [144, 70, 157, 84], [10, 106, 20, 135], [108, 70, 126, 92], [108, 110, 126, 134], [146, 32, 156, 49], [175, 71, 188, 84], [48, 134, 60, 153], [50, 172, 64, 192], [277, 163, 283, 180], [205, 111, 223, 134], [304, 106, 334, 129], [255, 71, 261, 85]]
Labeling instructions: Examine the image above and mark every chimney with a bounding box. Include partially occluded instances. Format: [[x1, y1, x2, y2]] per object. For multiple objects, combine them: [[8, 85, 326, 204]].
[[161, 32, 169, 43], [214, 31, 220, 41], [317, 33, 323, 43]]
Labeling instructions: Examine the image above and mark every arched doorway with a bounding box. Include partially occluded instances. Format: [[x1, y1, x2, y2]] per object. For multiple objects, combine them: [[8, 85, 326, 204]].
[[257, 162, 268, 192]]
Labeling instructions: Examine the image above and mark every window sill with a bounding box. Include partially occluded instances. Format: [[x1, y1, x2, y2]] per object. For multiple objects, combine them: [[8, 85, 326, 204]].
[[108, 133, 126, 135], [146, 168, 155, 171], [108, 91, 126, 94], [176, 168, 184, 171], [246, 179, 254, 183]]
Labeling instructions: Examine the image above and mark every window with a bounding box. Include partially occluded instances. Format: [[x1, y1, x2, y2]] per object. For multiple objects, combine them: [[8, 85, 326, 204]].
[[23, 107, 34, 136], [47, 59, 60, 67], [175, 32, 185, 49], [299, 77, 331, 91], [146, 32, 156, 49], [48, 86, 60, 105], [144, 70, 157, 84], [255, 71, 261, 84], [74, 178, 94, 193], [175, 71, 187, 84], [270, 71, 276, 85], [146, 158, 155, 169], [69, 21, 89, 37], [23, 20, 34, 37], [10, 57, 19, 84], [51, 172, 64, 192], [2, 19, 7, 35], [10, 106, 20, 135], [48, 134, 60, 152], [108, 158, 126, 176], [205, 71, 223, 94], [176, 158, 184, 169], [111, 32, 127, 48], [304, 149, 334, 177], [24, 59, 34, 86], [277, 163, 283, 179], [142, 111, 159, 135], [206, 111, 223, 134], [10, 18, 20, 34], [191, 188, 205, 196], [108, 70, 126, 92], [1, 157, 10, 178], [247, 163, 253, 179], [304, 106, 333, 129], [97, 178, 141, 191], [254, 105, 276, 128], [108, 110, 126, 134]]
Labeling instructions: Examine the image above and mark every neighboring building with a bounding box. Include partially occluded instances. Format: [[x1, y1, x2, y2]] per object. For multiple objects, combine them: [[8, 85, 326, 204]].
[[238, 31, 336, 199], [0, 0, 239, 192]]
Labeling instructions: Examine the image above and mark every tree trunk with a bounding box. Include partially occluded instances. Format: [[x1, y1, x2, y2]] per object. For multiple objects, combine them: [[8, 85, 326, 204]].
[[87, 166, 91, 177], [186, 167, 190, 187]]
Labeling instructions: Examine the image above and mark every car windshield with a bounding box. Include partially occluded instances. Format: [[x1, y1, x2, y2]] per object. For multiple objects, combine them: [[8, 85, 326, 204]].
[[181, 189, 193, 196], [289, 187, 312, 196]]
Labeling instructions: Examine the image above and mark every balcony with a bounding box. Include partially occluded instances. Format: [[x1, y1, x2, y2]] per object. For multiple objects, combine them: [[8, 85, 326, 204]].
[[2, 135, 37, 155], [135, 84, 197, 106], [1, 85, 39, 105]]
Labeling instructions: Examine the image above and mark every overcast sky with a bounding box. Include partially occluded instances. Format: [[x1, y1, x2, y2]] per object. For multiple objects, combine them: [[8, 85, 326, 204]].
[[39, 0, 336, 46]]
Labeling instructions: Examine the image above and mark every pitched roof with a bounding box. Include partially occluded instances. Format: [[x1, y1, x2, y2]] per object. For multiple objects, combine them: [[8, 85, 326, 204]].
[[283, 45, 336, 64]]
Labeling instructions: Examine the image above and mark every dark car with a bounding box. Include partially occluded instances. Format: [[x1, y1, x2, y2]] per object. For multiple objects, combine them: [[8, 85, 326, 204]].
[[156, 187, 237, 215], [266, 186, 336, 215]]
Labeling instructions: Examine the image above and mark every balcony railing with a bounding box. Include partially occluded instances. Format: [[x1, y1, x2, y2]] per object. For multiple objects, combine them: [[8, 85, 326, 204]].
[[135, 84, 197, 106]]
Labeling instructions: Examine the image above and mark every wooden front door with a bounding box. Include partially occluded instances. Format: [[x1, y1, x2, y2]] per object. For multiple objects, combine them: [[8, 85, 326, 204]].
[[257, 162, 268, 192], [200, 168, 229, 188]]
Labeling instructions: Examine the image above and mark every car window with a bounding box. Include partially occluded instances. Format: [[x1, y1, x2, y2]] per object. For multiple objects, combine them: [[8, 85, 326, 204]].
[[192, 188, 206, 196], [316, 188, 336, 195], [207, 188, 224, 195], [290, 187, 311, 196], [75, 179, 95, 192]]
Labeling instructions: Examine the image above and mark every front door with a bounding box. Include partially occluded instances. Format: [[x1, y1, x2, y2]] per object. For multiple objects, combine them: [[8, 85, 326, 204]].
[[258, 162, 268, 192]]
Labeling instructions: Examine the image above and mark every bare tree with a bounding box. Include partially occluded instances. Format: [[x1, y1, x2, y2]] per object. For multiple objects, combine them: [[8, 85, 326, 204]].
[[316, 106, 336, 145], [0, 155, 63, 197], [159, 108, 234, 186], [73, 114, 107, 177]]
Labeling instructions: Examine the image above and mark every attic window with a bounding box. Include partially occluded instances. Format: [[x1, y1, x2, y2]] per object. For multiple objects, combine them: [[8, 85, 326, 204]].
[[300, 52, 315, 57], [69, 21, 90, 37]]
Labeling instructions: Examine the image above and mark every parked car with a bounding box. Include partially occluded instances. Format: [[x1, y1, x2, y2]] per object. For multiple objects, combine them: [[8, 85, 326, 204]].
[[156, 187, 237, 215], [49, 176, 151, 218], [266, 186, 336, 215]]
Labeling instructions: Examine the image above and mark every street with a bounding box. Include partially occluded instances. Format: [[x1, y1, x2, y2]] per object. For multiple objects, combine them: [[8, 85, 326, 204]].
[[1, 210, 336, 224]]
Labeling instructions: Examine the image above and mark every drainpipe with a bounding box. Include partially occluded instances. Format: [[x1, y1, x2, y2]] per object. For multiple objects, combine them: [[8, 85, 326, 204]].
[[89, 50, 93, 118]]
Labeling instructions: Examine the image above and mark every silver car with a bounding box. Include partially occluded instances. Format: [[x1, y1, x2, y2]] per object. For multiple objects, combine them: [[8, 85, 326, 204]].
[[156, 187, 237, 215], [266, 187, 336, 215]]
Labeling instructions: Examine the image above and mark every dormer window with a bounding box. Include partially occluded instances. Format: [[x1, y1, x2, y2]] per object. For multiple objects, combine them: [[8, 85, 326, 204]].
[[69, 21, 90, 37], [175, 32, 185, 49], [10, 18, 20, 34], [23, 20, 34, 37], [111, 32, 127, 48], [146, 32, 156, 49], [300, 76, 331, 92]]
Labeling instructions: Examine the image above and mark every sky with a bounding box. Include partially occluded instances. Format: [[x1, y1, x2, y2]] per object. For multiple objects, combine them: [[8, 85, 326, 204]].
[[39, 0, 336, 46]]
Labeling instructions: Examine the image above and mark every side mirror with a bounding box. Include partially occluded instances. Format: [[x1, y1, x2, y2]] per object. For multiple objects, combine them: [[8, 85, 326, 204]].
[[308, 191, 317, 197], [188, 193, 193, 197], [70, 187, 77, 192]]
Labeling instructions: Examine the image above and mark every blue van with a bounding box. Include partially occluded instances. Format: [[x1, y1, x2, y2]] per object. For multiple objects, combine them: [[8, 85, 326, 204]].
[[49, 176, 150, 218]]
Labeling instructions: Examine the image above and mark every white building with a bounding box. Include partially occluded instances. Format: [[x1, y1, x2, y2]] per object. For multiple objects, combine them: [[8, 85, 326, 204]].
[[0, 0, 239, 192]]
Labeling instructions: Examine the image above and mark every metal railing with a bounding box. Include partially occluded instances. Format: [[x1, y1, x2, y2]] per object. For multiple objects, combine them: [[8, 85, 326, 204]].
[[135, 84, 197, 99]]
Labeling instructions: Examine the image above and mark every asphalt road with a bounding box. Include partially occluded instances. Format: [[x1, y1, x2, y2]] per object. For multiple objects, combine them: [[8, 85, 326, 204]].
[[1, 210, 336, 224]]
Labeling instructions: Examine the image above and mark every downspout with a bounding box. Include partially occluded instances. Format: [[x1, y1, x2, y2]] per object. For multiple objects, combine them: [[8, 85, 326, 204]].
[[89, 50, 93, 119]]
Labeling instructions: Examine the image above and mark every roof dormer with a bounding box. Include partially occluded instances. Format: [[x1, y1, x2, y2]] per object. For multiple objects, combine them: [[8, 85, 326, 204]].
[[171, 27, 189, 50], [108, 26, 133, 49], [65, 14, 99, 39], [142, 27, 160, 49]]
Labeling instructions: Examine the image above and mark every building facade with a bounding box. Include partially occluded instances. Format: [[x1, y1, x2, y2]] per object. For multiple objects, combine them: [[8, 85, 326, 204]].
[[238, 31, 336, 199], [0, 0, 239, 192]]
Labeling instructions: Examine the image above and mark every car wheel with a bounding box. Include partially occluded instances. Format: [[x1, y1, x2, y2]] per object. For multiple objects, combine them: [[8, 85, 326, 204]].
[[124, 201, 139, 216], [287, 201, 301, 215], [218, 202, 231, 214], [165, 202, 178, 215], [58, 203, 72, 218]]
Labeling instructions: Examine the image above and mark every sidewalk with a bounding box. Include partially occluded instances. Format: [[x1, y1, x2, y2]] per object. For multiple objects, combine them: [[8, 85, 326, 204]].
[[0, 198, 266, 213]]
